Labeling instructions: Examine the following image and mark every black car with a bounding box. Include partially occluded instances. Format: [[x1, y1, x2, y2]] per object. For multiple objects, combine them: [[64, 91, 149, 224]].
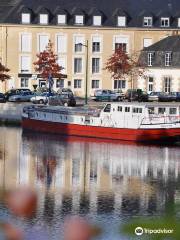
[[170, 92, 180, 102], [0, 93, 6, 103], [48, 94, 76, 107], [5, 88, 31, 100], [158, 92, 180, 102], [125, 89, 148, 102]]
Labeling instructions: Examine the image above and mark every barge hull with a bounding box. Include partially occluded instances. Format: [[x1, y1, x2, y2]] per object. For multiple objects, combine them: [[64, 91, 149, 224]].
[[22, 118, 180, 142]]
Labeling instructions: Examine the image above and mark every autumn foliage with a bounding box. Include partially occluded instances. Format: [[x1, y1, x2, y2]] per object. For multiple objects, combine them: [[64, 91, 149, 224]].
[[0, 61, 10, 82], [34, 40, 63, 80], [105, 48, 145, 80]]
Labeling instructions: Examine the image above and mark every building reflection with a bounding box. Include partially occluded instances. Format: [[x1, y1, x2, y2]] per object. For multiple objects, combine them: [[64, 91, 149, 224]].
[[0, 128, 180, 220]]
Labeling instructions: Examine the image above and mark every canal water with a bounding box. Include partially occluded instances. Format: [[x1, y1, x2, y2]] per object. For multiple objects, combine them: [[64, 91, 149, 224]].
[[0, 126, 180, 239]]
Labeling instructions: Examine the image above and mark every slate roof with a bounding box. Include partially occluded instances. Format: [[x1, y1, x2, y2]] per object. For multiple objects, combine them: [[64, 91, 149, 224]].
[[1, 0, 180, 28], [139, 36, 180, 68]]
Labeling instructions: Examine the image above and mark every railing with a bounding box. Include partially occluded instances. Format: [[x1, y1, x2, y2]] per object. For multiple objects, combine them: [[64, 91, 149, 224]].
[[141, 115, 180, 126]]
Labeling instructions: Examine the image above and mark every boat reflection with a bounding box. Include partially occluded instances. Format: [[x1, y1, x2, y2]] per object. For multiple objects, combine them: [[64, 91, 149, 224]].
[[0, 128, 180, 221]]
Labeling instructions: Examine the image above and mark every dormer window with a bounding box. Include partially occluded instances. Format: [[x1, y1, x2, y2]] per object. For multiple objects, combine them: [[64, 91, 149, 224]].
[[117, 16, 126, 27], [161, 18, 170, 27], [75, 15, 84, 25], [40, 14, 48, 25], [57, 14, 66, 25], [148, 52, 154, 66], [93, 16, 102, 26], [21, 13, 31, 24], [165, 52, 172, 66], [144, 17, 153, 27]]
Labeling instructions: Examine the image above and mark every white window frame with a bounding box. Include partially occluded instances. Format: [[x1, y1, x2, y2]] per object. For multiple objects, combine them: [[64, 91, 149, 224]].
[[75, 15, 84, 25], [161, 18, 170, 27], [19, 33, 31, 52], [148, 52, 154, 66], [57, 56, 67, 74], [91, 57, 101, 74], [147, 76, 154, 92], [21, 13, 31, 24], [114, 80, 126, 90], [165, 52, 172, 66], [164, 76, 172, 93], [39, 14, 48, 25], [91, 79, 100, 89], [37, 34, 49, 52], [74, 35, 85, 53], [74, 57, 83, 74], [56, 34, 67, 53], [91, 35, 102, 53], [74, 79, 82, 89], [143, 17, 153, 27], [113, 35, 129, 52], [21, 78, 29, 88], [117, 16, 126, 27], [93, 16, 102, 26], [19, 55, 31, 73], [57, 14, 66, 25]]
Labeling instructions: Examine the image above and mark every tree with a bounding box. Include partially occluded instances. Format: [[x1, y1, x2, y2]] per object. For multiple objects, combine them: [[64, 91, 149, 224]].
[[0, 61, 10, 82], [105, 48, 146, 89], [33, 40, 63, 91]]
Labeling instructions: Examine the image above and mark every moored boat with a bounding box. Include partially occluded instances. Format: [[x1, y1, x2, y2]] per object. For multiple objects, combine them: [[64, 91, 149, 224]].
[[22, 103, 180, 142]]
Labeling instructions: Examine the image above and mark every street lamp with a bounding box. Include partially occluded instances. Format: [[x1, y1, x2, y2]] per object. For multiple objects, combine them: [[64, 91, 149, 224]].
[[76, 40, 89, 105]]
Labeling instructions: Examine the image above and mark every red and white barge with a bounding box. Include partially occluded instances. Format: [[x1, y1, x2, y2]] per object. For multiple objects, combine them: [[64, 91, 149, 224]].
[[22, 103, 180, 142]]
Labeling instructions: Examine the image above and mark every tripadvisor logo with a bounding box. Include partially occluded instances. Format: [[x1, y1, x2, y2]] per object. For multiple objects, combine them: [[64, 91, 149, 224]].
[[135, 227, 144, 236]]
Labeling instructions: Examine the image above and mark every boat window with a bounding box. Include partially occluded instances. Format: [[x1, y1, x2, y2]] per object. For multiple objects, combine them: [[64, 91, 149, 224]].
[[104, 104, 111, 112], [158, 108, 166, 114], [132, 107, 142, 113], [169, 108, 177, 115], [125, 107, 130, 113], [117, 106, 122, 112], [148, 107, 154, 114]]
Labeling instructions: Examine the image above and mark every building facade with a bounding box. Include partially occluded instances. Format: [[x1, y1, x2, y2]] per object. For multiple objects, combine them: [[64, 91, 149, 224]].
[[0, 0, 180, 96], [138, 35, 180, 93]]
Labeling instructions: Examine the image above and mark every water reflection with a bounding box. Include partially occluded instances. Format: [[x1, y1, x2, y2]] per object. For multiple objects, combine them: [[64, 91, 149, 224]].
[[0, 127, 180, 239]]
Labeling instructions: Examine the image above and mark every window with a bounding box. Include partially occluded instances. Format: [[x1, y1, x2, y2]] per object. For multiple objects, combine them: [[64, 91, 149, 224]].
[[92, 80, 100, 89], [117, 16, 126, 27], [164, 77, 171, 93], [75, 15, 84, 25], [169, 108, 177, 115], [74, 79, 82, 88], [57, 14, 66, 24], [74, 58, 82, 73], [117, 106, 122, 112], [104, 104, 111, 113], [114, 36, 128, 52], [20, 34, 31, 52], [148, 107, 155, 114], [39, 14, 48, 24], [38, 35, 49, 52], [114, 80, 126, 89], [92, 58, 100, 73], [125, 107, 130, 112], [148, 52, 154, 66], [74, 36, 84, 52], [132, 108, 142, 113], [143, 38, 152, 48], [56, 79, 64, 88], [57, 35, 67, 53], [93, 16, 102, 26], [21, 78, 29, 87], [158, 108, 166, 114], [21, 13, 30, 24], [165, 52, 172, 66], [57, 57, 66, 74], [115, 43, 127, 52], [147, 76, 154, 92], [161, 18, 170, 27], [143, 17, 153, 27], [92, 36, 101, 52], [20, 56, 31, 73]]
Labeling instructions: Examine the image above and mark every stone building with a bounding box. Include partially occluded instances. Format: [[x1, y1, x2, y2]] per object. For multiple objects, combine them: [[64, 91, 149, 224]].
[[138, 35, 180, 93], [0, 0, 180, 96]]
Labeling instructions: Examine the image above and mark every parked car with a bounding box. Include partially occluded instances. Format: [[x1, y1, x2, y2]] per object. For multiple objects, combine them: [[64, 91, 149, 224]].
[[125, 89, 148, 102], [148, 92, 163, 102], [5, 88, 31, 100], [49, 93, 76, 107], [31, 92, 55, 104], [8, 91, 35, 102], [0, 93, 6, 103], [158, 92, 174, 102], [57, 88, 73, 95], [92, 89, 124, 102], [170, 92, 180, 102]]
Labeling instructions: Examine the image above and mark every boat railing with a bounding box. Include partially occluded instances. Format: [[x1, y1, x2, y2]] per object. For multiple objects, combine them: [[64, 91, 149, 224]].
[[140, 115, 180, 126]]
